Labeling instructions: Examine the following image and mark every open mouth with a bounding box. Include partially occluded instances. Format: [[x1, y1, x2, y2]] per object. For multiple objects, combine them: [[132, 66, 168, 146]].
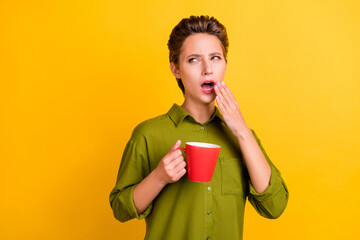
[[201, 80, 215, 94], [201, 81, 215, 90]]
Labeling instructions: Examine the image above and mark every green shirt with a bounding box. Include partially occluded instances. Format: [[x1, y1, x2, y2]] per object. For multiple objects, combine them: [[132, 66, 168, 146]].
[[110, 103, 289, 240]]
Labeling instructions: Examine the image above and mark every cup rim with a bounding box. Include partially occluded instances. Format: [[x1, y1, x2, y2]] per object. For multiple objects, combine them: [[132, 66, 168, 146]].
[[186, 142, 221, 148]]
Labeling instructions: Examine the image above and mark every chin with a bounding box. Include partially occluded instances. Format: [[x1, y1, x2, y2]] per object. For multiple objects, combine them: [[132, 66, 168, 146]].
[[201, 94, 216, 105], [186, 92, 216, 105]]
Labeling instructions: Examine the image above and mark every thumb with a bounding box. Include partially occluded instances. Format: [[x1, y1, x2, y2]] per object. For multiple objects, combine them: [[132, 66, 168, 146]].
[[170, 140, 181, 152]]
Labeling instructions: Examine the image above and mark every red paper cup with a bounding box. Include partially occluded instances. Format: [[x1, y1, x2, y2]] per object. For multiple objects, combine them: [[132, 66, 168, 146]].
[[178, 142, 221, 182]]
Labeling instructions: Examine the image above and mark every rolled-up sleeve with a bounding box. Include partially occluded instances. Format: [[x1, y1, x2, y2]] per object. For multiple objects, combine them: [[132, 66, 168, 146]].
[[109, 133, 153, 222], [247, 130, 289, 219]]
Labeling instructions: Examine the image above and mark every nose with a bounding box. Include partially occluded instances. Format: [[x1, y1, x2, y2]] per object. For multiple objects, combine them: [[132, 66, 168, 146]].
[[202, 59, 213, 76]]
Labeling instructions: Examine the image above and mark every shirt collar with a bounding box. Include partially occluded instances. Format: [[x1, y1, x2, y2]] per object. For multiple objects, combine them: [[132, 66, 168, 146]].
[[167, 103, 225, 126]]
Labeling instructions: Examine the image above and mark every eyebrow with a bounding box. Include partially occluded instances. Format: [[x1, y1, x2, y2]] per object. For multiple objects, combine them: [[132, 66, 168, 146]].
[[186, 52, 222, 58]]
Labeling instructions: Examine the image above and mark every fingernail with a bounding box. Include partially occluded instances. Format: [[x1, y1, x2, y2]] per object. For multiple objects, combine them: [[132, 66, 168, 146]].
[[221, 81, 226, 86]]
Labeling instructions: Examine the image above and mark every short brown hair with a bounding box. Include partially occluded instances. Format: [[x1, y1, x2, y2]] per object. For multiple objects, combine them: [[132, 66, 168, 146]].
[[167, 15, 229, 94]]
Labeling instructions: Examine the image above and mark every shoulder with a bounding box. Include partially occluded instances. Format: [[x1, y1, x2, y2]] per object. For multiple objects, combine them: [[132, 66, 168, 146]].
[[130, 113, 171, 140]]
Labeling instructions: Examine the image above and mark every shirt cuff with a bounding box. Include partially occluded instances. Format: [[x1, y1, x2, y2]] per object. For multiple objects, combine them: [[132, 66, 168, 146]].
[[127, 185, 153, 220], [248, 166, 283, 201]]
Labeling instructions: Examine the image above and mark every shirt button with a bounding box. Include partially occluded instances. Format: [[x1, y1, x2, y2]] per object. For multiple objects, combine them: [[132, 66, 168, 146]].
[[207, 187, 211, 191], [200, 126, 205, 130], [207, 211, 212, 215]]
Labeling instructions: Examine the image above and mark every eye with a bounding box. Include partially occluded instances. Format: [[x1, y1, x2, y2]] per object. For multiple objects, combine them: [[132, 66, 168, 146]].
[[188, 58, 199, 63], [211, 56, 221, 60]]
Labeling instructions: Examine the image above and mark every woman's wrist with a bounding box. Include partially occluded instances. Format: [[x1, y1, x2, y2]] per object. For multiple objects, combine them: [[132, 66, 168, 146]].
[[233, 125, 252, 142], [133, 168, 168, 214], [151, 167, 168, 188]]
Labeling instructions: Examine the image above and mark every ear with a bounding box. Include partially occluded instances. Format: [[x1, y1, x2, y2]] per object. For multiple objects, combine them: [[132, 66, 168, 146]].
[[170, 62, 181, 79]]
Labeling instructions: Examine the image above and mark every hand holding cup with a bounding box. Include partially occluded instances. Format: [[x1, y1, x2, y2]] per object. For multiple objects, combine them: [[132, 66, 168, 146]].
[[154, 140, 187, 186]]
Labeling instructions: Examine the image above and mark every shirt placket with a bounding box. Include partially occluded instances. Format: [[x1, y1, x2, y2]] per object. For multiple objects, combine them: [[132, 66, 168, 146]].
[[200, 124, 213, 240]]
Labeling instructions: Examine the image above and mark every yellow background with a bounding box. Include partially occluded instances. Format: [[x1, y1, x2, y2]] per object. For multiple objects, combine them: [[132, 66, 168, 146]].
[[1, 0, 359, 239]]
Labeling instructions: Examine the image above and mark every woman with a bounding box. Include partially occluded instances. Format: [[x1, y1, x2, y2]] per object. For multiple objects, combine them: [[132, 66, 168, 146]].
[[110, 15, 289, 240]]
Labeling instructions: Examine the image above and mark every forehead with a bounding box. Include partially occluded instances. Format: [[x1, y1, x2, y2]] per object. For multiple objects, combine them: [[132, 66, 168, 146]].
[[180, 33, 223, 56]]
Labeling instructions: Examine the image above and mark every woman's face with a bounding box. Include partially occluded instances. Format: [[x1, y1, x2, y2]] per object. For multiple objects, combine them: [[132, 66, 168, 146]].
[[171, 33, 227, 105]]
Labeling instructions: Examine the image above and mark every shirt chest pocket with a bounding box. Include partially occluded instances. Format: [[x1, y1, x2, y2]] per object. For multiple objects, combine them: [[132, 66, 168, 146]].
[[220, 157, 248, 196]]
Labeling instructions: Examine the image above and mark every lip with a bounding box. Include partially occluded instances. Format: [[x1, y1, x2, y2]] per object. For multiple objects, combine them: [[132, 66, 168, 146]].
[[201, 80, 215, 86], [201, 80, 215, 94]]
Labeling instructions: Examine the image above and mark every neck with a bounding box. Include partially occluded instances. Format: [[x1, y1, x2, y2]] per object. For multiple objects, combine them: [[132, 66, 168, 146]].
[[181, 100, 215, 124]]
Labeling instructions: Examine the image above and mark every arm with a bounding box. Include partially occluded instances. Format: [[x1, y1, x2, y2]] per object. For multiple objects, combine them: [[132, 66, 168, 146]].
[[247, 132, 289, 219], [234, 128, 271, 193], [214, 81, 288, 218], [214, 81, 271, 193], [133, 140, 186, 214], [110, 138, 186, 222]]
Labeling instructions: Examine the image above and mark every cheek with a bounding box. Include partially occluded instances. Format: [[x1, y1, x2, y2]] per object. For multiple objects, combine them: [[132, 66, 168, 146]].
[[222, 66, 227, 75], [180, 65, 200, 78], [215, 63, 227, 76]]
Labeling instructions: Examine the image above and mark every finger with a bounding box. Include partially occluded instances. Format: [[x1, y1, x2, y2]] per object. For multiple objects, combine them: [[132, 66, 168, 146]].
[[166, 155, 184, 170], [172, 158, 186, 172], [221, 81, 235, 100], [215, 81, 227, 98], [215, 85, 230, 113], [214, 81, 221, 95], [163, 149, 182, 164], [174, 163, 186, 176], [214, 83, 223, 101], [172, 168, 187, 182], [216, 82, 231, 108], [217, 82, 239, 113], [221, 81, 238, 108], [220, 82, 236, 109], [216, 95, 227, 113], [170, 139, 181, 152], [214, 83, 225, 105], [219, 81, 229, 98]]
